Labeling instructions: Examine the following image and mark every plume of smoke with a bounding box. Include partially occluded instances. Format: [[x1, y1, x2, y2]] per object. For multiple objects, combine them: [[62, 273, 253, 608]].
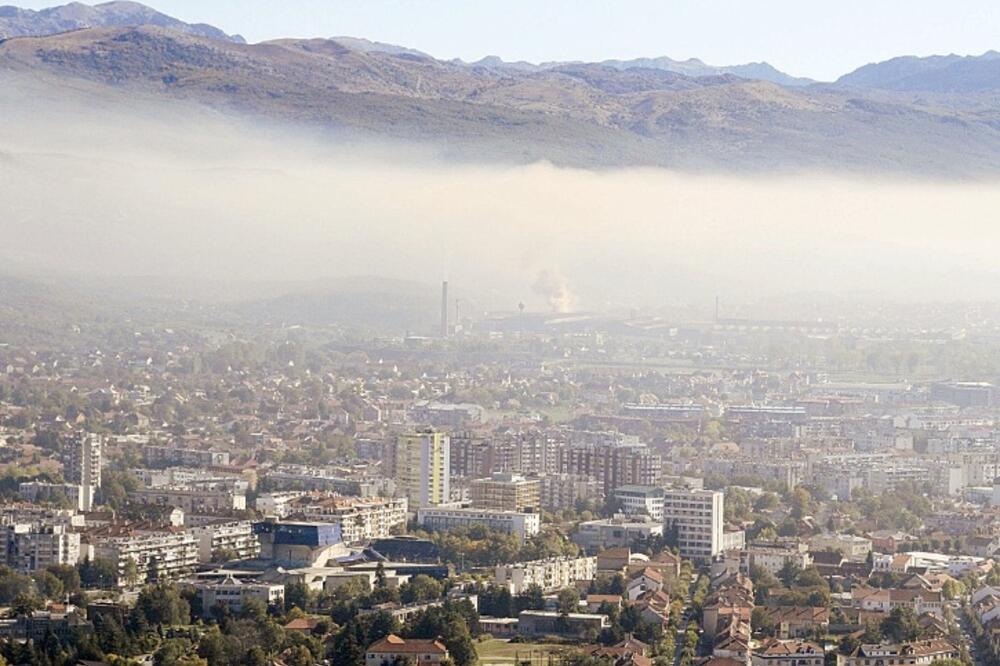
[[532, 269, 575, 313]]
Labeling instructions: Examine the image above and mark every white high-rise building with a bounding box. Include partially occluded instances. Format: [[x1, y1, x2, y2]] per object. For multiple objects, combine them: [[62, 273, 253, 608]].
[[662, 488, 724, 563], [395, 431, 450, 507], [64, 433, 102, 511]]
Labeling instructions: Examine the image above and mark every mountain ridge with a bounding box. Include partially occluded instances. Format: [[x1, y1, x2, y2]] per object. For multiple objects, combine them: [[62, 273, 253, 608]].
[[3, 24, 1000, 176], [837, 50, 1000, 92], [0, 1, 244, 42]]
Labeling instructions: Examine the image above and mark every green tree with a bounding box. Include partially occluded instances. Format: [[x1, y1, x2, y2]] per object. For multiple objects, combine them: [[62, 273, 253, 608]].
[[400, 575, 443, 605], [880, 608, 921, 643], [45, 564, 81, 595], [32, 570, 63, 600], [557, 587, 581, 615]]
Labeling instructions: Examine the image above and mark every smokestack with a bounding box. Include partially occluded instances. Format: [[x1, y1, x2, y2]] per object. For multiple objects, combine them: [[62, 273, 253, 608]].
[[441, 280, 449, 337]]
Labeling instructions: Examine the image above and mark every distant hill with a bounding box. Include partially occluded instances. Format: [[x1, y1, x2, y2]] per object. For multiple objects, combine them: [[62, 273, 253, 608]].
[[239, 277, 440, 330], [456, 53, 815, 86], [0, 1, 244, 42], [837, 51, 1000, 92]]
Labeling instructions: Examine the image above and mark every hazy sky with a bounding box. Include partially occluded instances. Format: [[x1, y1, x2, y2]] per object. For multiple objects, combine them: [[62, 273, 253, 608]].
[[17, 0, 1000, 80]]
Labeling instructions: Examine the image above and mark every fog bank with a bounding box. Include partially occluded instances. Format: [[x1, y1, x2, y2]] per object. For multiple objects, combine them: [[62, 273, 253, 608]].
[[2, 76, 1000, 311]]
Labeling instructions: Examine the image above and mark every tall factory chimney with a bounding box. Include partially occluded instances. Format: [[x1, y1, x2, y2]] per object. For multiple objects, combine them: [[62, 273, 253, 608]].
[[440, 280, 450, 337]]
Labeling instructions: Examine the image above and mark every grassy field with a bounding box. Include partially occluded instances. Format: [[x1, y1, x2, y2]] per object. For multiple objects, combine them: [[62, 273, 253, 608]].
[[476, 639, 572, 665]]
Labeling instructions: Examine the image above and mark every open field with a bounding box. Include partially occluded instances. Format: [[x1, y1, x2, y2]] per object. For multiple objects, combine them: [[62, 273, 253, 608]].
[[476, 639, 573, 666]]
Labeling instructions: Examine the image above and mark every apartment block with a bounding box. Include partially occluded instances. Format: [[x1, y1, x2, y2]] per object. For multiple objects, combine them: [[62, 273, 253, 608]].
[[495, 555, 597, 594], [470, 473, 540, 512], [64, 433, 102, 511], [127, 487, 246, 513], [187, 520, 260, 563], [662, 488, 724, 563], [91, 529, 198, 586], [395, 431, 450, 508], [4, 523, 80, 573], [416, 507, 540, 541]]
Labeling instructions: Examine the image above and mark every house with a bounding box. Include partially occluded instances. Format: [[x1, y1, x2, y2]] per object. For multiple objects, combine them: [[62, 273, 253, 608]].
[[751, 639, 823, 666], [632, 590, 671, 629], [589, 635, 651, 659], [365, 634, 449, 666], [597, 547, 632, 573], [836, 640, 959, 666], [852, 587, 944, 618], [967, 535, 1000, 558], [713, 616, 751, 662], [703, 576, 755, 639], [628, 550, 682, 580], [585, 594, 623, 613], [756, 606, 829, 639], [627, 568, 664, 601], [284, 617, 322, 633], [872, 553, 912, 573]]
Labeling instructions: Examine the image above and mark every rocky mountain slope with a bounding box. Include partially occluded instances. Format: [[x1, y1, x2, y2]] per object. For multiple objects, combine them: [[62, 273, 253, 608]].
[[837, 51, 1000, 93], [2, 23, 1000, 175], [462, 53, 814, 87], [0, 1, 243, 42]]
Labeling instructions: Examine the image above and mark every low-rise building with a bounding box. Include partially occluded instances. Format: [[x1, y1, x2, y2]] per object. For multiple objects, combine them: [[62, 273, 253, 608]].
[[836, 640, 959, 666], [517, 610, 609, 638], [253, 520, 344, 568], [495, 556, 597, 594], [742, 541, 813, 576], [574, 515, 663, 553], [416, 507, 540, 541], [196, 575, 285, 616], [365, 634, 449, 666], [852, 587, 944, 618], [752, 639, 823, 666], [809, 534, 872, 561], [756, 606, 830, 639]]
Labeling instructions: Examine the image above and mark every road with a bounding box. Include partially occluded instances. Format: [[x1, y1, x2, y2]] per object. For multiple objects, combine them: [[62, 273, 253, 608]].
[[672, 572, 698, 666]]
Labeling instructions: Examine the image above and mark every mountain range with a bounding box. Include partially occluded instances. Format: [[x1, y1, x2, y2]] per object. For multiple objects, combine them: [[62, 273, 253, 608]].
[[0, 0, 244, 42], [2, 2, 1000, 175]]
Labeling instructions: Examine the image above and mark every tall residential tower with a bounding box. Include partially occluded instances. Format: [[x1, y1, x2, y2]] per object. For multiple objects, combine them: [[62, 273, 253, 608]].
[[395, 430, 450, 508], [64, 433, 102, 511]]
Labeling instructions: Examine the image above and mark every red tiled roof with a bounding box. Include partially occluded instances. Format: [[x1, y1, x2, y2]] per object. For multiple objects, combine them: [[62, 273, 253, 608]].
[[367, 634, 448, 655]]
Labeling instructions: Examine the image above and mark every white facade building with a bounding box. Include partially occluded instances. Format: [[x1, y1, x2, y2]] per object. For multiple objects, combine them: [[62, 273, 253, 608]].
[[64, 433, 102, 511], [416, 507, 539, 540], [196, 576, 285, 616], [92, 530, 198, 586], [187, 521, 260, 563], [5, 524, 80, 573], [662, 488, 724, 563], [495, 556, 597, 594]]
